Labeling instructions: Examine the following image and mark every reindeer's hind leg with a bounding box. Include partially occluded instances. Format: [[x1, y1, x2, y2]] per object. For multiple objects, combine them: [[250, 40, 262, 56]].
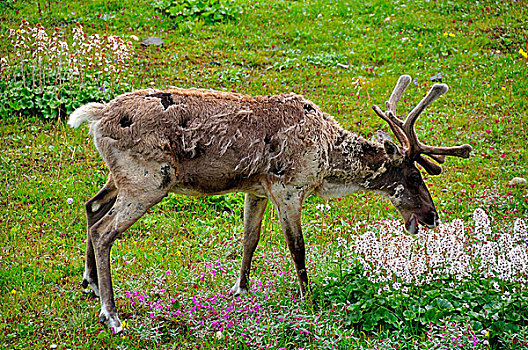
[[231, 193, 268, 296], [90, 185, 168, 333], [83, 174, 118, 296]]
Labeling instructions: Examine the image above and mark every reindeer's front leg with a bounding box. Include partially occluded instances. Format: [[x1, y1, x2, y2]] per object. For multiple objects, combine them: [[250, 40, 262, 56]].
[[272, 187, 309, 296], [90, 187, 167, 333], [232, 193, 268, 296]]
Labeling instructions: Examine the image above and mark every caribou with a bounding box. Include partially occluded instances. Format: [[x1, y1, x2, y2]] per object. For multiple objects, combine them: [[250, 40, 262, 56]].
[[68, 75, 471, 333]]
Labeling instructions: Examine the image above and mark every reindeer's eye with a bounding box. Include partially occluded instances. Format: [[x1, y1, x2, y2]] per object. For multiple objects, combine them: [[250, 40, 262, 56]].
[[409, 173, 421, 184]]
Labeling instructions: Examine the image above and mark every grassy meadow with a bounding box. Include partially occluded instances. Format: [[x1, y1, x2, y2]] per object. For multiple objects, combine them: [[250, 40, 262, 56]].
[[1, 0, 528, 348]]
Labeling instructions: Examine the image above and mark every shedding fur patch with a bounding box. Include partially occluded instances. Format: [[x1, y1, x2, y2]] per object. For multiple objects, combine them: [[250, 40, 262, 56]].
[[91, 202, 101, 212], [120, 115, 133, 128], [159, 164, 172, 188], [148, 92, 174, 110]]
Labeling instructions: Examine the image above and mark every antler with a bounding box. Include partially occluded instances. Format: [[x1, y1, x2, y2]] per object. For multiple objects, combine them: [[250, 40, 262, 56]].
[[372, 75, 409, 149], [372, 75, 472, 175]]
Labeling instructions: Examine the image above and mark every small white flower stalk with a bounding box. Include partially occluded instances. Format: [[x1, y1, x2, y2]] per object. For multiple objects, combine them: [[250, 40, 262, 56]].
[[352, 209, 528, 286], [3, 20, 135, 117], [315, 203, 331, 212]]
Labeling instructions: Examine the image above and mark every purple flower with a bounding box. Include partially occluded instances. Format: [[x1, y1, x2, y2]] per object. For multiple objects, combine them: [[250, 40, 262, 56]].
[[67, 198, 73, 205]]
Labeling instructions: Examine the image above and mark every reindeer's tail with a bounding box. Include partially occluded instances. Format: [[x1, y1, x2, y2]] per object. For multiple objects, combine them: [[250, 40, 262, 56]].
[[67, 102, 105, 128]]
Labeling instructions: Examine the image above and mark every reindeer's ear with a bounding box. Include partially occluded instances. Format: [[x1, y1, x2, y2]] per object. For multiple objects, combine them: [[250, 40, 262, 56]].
[[383, 139, 404, 162], [373, 130, 393, 144]]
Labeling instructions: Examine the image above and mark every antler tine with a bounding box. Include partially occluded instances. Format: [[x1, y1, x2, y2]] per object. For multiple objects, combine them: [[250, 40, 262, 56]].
[[416, 155, 443, 175], [420, 144, 473, 158], [385, 75, 411, 118], [402, 84, 449, 155], [415, 143, 472, 175], [372, 105, 408, 148], [372, 75, 413, 148]]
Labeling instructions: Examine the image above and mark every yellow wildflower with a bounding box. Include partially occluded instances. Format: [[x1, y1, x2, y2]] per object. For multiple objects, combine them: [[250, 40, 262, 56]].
[[520, 48, 528, 58], [449, 32, 455, 37], [418, 43, 423, 47]]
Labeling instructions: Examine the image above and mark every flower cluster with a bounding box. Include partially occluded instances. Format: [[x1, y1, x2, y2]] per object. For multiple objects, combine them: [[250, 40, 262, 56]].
[[353, 208, 527, 286], [4, 20, 134, 94], [425, 317, 488, 349], [122, 256, 347, 349]]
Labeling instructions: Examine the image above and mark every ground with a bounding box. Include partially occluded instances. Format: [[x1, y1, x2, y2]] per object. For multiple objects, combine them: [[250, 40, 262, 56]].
[[1, 0, 527, 349]]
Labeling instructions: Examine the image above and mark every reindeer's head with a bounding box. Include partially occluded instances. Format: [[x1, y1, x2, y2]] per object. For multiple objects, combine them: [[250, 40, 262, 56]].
[[372, 75, 472, 234]]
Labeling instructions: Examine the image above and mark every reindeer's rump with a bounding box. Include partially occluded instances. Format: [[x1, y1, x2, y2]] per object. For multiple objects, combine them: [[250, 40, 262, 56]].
[[94, 88, 339, 189]]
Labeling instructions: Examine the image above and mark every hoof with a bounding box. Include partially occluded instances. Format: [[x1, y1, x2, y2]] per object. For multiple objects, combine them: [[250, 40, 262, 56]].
[[82, 273, 100, 297], [99, 306, 123, 334], [230, 279, 248, 297]]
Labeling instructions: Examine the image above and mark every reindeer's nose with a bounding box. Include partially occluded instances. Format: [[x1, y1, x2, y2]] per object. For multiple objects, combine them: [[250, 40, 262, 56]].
[[424, 211, 440, 228]]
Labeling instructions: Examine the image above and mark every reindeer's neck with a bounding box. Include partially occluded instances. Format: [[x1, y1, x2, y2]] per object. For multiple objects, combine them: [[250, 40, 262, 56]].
[[316, 129, 388, 199]]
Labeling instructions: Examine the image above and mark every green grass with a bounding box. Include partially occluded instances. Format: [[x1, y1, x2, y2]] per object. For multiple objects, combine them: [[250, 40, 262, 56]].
[[1, 0, 528, 349]]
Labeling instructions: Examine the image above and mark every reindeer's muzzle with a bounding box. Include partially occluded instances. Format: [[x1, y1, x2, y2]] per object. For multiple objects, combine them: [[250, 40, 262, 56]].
[[422, 210, 440, 228], [405, 211, 439, 234]]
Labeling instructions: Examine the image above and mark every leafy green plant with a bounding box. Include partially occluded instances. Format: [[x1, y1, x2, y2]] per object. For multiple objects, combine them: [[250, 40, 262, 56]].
[[498, 326, 528, 350], [1, 21, 136, 119], [271, 52, 349, 71], [424, 318, 488, 349], [212, 68, 245, 85], [0, 74, 130, 119], [314, 266, 528, 344], [154, 0, 241, 24], [313, 211, 528, 345], [304, 52, 349, 68]]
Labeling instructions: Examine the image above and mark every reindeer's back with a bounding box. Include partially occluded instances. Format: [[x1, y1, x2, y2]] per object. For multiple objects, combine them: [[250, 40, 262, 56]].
[[94, 88, 341, 189]]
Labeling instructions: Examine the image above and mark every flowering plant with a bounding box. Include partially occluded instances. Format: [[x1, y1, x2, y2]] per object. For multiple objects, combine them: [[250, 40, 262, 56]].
[[424, 318, 488, 349], [315, 209, 528, 339], [353, 208, 527, 285], [1, 20, 135, 119]]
